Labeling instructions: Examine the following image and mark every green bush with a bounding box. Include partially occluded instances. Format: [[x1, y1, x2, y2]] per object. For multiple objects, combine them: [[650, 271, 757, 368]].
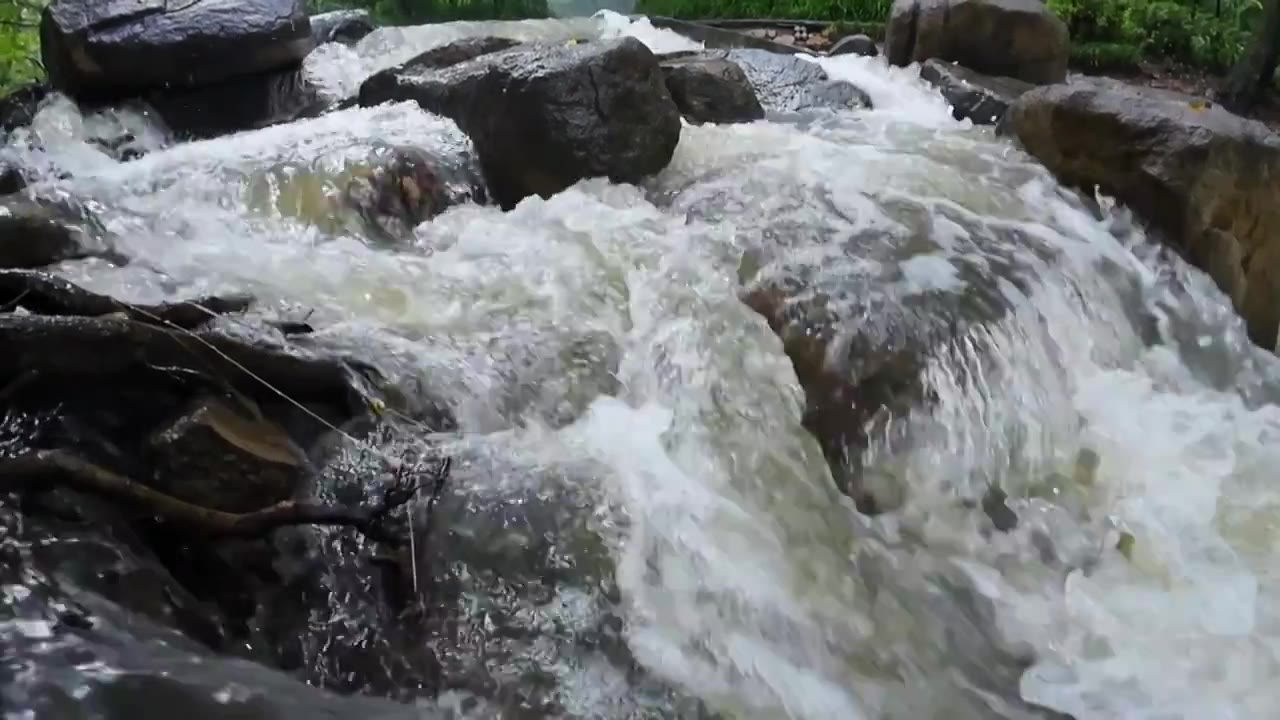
[[1047, 0, 1250, 71], [0, 0, 45, 94], [1070, 41, 1143, 71]]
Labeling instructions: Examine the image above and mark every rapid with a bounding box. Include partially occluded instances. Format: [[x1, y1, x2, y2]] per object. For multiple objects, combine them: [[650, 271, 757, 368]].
[[4, 11, 1280, 720]]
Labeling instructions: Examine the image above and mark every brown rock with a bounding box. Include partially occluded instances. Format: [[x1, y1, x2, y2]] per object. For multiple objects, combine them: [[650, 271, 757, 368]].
[[1008, 77, 1280, 350], [887, 0, 1069, 85], [148, 395, 306, 514]]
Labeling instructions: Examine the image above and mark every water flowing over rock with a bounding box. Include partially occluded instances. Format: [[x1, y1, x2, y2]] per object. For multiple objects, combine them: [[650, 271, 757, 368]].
[[920, 58, 1033, 126], [647, 16, 820, 55], [1009, 77, 1280, 351], [9, 13, 1280, 720], [39, 0, 314, 100], [886, 0, 1069, 84], [359, 37, 681, 208], [660, 57, 765, 124]]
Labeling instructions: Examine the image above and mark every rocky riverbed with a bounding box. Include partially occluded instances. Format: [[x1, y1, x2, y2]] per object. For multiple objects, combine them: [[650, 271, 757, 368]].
[[5, 3, 1280, 720]]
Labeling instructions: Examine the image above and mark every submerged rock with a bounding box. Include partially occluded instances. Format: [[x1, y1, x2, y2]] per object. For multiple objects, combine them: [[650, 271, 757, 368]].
[[360, 38, 681, 208], [920, 58, 1033, 126], [887, 0, 1069, 85], [660, 56, 765, 124], [1009, 78, 1280, 351], [339, 145, 487, 241], [310, 9, 376, 46], [39, 0, 315, 101], [829, 34, 878, 58]]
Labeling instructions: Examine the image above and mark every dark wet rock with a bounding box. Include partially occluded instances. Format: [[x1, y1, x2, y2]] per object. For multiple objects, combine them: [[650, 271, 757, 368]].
[[1009, 77, 1280, 351], [0, 202, 95, 269], [144, 66, 328, 141], [0, 82, 49, 135], [0, 314, 373, 420], [147, 396, 305, 513], [660, 57, 765, 124], [829, 34, 879, 58], [358, 37, 522, 110], [0, 163, 27, 196], [39, 0, 315, 101], [340, 145, 487, 242], [647, 16, 820, 56], [310, 9, 376, 46], [887, 0, 1069, 85], [920, 58, 1033, 126], [0, 271, 253, 327], [359, 37, 681, 209], [412, 474, 711, 717], [725, 49, 873, 112]]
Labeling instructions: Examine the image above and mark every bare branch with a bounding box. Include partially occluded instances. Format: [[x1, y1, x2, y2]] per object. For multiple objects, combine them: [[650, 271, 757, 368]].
[[0, 449, 450, 545]]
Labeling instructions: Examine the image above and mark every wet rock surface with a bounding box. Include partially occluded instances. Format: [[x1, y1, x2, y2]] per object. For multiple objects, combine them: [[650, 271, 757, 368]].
[[660, 56, 765, 124], [39, 0, 315, 101], [664, 49, 873, 113], [887, 0, 1069, 85], [920, 58, 1033, 126], [310, 9, 377, 46], [0, 198, 115, 269], [0, 83, 49, 135], [829, 34, 879, 57], [1009, 77, 1280, 351], [358, 37, 522, 107], [359, 37, 682, 208], [144, 66, 328, 141]]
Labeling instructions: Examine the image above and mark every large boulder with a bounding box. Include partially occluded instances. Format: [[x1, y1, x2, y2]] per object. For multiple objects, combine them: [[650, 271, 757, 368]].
[[1009, 78, 1280, 351], [659, 56, 765, 124], [357, 36, 521, 104], [920, 58, 1033, 126], [39, 0, 314, 101], [886, 0, 1069, 85], [143, 66, 327, 141], [359, 38, 682, 209]]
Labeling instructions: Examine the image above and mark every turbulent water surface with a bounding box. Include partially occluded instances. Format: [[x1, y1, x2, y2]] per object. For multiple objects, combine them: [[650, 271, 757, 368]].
[[5, 12, 1280, 720]]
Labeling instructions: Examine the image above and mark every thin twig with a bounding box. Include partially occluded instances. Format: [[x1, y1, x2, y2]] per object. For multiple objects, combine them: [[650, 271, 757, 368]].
[[0, 449, 447, 545]]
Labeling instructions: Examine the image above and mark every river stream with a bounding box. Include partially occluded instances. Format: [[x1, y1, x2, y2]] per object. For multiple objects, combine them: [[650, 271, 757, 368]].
[[3, 12, 1280, 720]]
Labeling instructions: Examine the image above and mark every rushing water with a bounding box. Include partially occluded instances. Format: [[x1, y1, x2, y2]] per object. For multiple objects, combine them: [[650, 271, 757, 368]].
[[5, 11, 1280, 720]]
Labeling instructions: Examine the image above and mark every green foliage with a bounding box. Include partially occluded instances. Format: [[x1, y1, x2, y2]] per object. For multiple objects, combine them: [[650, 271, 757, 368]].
[[1070, 41, 1143, 71], [0, 0, 45, 93], [1047, 0, 1252, 71]]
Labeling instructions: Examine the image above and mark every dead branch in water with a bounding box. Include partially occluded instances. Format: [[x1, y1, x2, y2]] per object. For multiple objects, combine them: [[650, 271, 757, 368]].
[[0, 449, 451, 546], [0, 270, 252, 329]]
